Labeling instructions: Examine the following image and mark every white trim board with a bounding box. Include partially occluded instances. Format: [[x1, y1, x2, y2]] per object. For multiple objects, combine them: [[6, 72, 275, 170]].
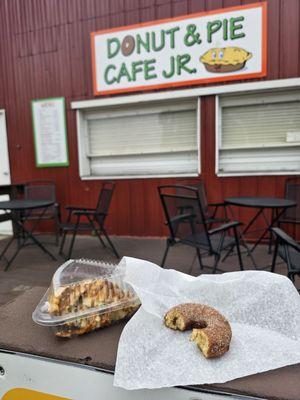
[[80, 173, 199, 181], [71, 78, 300, 110]]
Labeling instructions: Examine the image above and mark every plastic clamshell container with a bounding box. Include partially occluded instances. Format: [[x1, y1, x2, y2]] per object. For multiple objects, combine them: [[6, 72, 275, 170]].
[[33, 259, 140, 338]]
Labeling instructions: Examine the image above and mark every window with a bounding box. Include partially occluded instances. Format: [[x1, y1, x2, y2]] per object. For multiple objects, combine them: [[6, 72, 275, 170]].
[[76, 100, 199, 179], [217, 90, 300, 175]]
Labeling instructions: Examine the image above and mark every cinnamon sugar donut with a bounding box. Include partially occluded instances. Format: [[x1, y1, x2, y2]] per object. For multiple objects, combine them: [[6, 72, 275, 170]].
[[164, 303, 232, 358]]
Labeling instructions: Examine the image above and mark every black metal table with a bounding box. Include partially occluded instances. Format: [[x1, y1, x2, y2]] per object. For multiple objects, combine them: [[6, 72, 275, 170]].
[[0, 199, 57, 270], [0, 183, 25, 196], [225, 197, 296, 256], [0, 184, 25, 234]]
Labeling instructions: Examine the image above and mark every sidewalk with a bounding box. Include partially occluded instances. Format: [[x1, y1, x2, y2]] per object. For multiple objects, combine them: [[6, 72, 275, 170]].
[[0, 235, 298, 306]]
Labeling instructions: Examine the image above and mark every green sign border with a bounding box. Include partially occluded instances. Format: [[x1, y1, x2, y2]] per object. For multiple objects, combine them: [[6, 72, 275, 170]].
[[31, 97, 69, 168]]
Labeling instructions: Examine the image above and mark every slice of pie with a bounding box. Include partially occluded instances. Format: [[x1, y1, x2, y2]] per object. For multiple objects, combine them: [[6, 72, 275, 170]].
[[48, 278, 139, 337]]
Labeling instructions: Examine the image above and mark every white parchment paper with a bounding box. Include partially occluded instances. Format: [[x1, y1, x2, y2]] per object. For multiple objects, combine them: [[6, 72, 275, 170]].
[[114, 257, 300, 390]]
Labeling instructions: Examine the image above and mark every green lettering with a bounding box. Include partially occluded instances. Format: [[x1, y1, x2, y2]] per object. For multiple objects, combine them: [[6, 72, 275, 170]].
[[176, 54, 196, 75], [230, 16, 245, 40], [144, 59, 157, 80], [117, 63, 132, 83], [104, 65, 117, 84], [136, 33, 150, 54], [207, 20, 222, 43], [131, 61, 144, 81], [151, 30, 165, 52], [223, 19, 228, 40], [107, 38, 120, 59], [162, 56, 175, 78], [165, 26, 180, 49]]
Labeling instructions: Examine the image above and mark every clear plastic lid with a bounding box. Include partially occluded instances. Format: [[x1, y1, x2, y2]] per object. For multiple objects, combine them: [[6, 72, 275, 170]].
[[33, 258, 140, 327]]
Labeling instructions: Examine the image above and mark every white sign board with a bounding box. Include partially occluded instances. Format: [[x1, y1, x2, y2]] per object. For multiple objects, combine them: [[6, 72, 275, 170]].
[[31, 98, 69, 167], [91, 2, 267, 96]]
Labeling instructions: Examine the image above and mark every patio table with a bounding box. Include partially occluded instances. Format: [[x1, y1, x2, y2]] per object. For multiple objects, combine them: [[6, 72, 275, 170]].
[[0, 286, 299, 400], [0, 183, 25, 235], [225, 197, 296, 257], [0, 199, 56, 270], [0, 183, 25, 197]]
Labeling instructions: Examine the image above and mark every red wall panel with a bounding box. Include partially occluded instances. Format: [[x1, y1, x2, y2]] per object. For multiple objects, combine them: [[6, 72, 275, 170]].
[[0, 0, 299, 238]]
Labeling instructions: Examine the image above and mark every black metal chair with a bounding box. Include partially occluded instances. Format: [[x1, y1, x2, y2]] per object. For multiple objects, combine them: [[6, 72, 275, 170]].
[[59, 182, 119, 260], [271, 227, 300, 283], [22, 180, 61, 245], [158, 185, 244, 273], [278, 177, 300, 228], [177, 180, 229, 226]]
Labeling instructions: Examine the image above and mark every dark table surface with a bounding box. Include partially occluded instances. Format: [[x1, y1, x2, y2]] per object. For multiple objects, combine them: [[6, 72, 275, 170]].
[[0, 183, 25, 190], [225, 197, 296, 209], [0, 287, 299, 400], [0, 199, 54, 211]]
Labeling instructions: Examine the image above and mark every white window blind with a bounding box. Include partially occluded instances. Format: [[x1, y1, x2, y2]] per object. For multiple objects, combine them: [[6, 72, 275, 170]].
[[218, 90, 300, 175], [80, 100, 199, 178]]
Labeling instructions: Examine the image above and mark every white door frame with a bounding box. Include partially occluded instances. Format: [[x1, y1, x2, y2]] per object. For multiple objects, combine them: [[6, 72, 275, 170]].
[[0, 109, 12, 235]]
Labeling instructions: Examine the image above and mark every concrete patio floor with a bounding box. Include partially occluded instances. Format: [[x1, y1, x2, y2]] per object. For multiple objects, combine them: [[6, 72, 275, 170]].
[[0, 234, 298, 306]]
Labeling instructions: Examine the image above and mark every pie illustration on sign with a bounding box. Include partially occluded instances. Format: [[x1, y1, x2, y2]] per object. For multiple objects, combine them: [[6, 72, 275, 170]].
[[200, 47, 252, 73]]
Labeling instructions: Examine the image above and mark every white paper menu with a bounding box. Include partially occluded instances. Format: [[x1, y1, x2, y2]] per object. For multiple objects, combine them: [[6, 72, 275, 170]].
[[31, 97, 69, 167]]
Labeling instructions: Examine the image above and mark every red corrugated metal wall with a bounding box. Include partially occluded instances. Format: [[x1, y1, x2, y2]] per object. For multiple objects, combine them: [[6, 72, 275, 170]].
[[0, 0, 299, 238]]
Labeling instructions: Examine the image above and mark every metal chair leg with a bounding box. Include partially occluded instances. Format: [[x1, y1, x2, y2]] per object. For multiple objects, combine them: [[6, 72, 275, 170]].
[[212, 255, 220, 274], [196, 247, 204, 270], [101, 226, 119, 258], [4, 245, 23, 271], [54, 214, 60, 246], [161, 240, 171, 268], [53, 219, 60, 247], [271, 239, 279, 273], [67, 231, 77, 260], [0, 235, 15, 259], [87, 216, 106, 248], [66, 216, 80, 260], [234, 227, 244, 271], [59, 231, 67, 255], [95, 230, 106, 248]]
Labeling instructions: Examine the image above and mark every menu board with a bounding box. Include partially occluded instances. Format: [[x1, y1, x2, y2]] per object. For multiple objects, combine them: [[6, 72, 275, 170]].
[[31, 98, 69, 167]]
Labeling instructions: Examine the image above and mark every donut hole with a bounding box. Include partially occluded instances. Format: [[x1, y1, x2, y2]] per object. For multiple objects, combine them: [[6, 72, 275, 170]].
[[121, 35, 135, 56], [191, 320, 207, 329]]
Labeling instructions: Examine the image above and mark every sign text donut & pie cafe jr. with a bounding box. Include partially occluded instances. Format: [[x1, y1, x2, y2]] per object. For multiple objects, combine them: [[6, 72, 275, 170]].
[[91, 2, 267, 95]]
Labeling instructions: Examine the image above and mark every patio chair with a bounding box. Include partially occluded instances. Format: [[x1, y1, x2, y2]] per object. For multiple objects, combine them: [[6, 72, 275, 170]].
[[177, 180, 229, 226], [278, 177, 300, 228], [23, 180, 61, 245], [271, 227, 300, 282], [158, 185, 244, 273], [59, 182, 119, 259]]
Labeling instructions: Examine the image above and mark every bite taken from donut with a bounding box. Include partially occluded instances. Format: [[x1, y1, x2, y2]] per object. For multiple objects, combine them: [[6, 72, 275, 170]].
[[164, 303, 232, 358]]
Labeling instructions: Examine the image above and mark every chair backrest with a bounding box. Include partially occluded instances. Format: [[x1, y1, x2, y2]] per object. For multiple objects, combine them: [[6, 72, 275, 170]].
[[24, 181, 56, 214], [176, 180, 209, 216], [95, 182, 115, 219], [25, 180, 56, 202], [158, 185, 211, 247], [282, 178, 300, 222]]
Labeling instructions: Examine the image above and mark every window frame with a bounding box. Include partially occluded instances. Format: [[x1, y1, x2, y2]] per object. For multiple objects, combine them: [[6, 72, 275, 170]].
[[75, 98, 201, 180], [72, 77, 300, 179], [216, 90, 300, 177]]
